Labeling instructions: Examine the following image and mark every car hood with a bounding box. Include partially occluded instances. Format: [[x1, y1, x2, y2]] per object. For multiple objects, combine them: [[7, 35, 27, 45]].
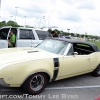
[[0, 47, 61, 67]]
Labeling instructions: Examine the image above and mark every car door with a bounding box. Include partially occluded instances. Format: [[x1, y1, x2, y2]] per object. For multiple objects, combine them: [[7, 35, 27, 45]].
[[0, 27, 12, 48], [17, 29, 37, 47], [60, 44, 91, 77]]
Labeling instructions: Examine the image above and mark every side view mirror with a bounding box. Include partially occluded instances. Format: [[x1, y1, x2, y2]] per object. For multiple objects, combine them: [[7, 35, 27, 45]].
[[72, 52, 78, 55]]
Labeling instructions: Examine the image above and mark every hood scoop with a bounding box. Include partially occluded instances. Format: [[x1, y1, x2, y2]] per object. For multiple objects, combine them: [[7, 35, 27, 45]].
[[28, 50, 39, 53]]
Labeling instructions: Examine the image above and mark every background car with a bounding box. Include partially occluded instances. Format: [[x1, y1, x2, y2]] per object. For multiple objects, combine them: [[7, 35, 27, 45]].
[[0, 26, 52, 48], [64, 36, 71, 39]]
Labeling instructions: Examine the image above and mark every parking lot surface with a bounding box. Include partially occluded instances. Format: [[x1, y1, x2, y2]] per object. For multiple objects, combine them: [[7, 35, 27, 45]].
[[0, 74, 100, 100]]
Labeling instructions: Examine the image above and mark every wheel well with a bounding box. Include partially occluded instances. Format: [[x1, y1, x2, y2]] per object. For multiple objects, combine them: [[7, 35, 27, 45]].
[[21, 72, 50, 87], [43, 72, 50, 83], [94, 63, 100, 71], [92, 63, 100, 77]]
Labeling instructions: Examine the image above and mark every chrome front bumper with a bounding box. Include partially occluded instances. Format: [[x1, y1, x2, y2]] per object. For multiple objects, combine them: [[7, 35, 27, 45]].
[[0, 78, 10, 87]]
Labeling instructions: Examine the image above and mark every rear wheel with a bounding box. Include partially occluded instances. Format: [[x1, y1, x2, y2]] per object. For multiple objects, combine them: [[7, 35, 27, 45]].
[[92, 65, 100, 77], [22, 72, 48, 95]]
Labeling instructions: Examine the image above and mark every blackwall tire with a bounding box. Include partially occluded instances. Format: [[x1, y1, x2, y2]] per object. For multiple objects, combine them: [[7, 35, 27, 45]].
[[22, 72, 48, 95], [92, 65, 100, 77]]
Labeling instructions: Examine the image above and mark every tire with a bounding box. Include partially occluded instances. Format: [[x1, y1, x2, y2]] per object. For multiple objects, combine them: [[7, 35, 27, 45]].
[[92, 65, 100, 77], [22, 72, 48, 95]]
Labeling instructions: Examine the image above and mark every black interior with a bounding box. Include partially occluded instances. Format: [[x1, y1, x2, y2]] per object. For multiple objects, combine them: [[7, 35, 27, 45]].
[[73, 43, 95, 55]]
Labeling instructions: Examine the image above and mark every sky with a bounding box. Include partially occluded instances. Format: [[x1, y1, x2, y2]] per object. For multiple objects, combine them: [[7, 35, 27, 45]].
[[0, 0, 100, 36]]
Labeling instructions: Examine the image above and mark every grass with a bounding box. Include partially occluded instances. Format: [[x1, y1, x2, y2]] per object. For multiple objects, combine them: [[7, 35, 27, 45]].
[[88, 41, 100, 49]]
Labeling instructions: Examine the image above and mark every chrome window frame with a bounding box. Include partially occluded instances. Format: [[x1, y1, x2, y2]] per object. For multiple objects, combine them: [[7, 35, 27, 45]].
[[63, 43, 73, 56]]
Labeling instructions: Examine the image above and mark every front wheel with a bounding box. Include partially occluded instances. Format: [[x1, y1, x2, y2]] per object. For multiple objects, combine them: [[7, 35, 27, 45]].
[[92, 65, 100, 77], [22, 72, 48, 95]]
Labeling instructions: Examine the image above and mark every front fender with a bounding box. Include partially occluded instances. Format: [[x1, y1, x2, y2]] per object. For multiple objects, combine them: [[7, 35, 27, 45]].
[[0, 59, 54, 87]]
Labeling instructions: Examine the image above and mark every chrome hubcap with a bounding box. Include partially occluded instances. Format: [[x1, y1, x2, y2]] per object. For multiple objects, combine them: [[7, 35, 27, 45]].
[[30, 74, 44, 91]]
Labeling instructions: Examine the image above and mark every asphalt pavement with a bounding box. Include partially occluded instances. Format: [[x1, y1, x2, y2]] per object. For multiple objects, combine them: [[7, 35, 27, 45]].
[[0, 73, 100, 100]]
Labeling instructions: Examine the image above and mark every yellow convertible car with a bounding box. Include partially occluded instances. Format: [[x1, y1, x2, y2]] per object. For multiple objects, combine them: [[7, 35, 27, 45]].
[[0, 38, 100, 95]]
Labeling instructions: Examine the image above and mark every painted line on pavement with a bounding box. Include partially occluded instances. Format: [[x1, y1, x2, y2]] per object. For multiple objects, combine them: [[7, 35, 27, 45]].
[[0, 85, 100, 91], [45, 85, 100, 90]]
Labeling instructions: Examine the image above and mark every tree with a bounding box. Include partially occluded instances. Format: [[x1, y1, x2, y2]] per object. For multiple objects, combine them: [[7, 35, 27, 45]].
[[63, 32, 68, 35], [88, 35, 92, 39], [54, 29, 60, 34], [0, 20, 21, 27], [48, 28, 52, 33], [6, 21, 18, 26], [76, 34, 80, 37], [70, 33, 74, 37], [1, 21, 6, 26], [81, 34, 85, 38]]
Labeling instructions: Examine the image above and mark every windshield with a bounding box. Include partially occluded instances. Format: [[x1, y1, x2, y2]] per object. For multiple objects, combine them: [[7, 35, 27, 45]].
[[36, 39, 68, 55], [36, 30, 52, 40]]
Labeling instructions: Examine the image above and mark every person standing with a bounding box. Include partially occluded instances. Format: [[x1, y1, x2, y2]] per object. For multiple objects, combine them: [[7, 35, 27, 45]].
[[51, 31, 58, 37], [8, 31, 16, 47]]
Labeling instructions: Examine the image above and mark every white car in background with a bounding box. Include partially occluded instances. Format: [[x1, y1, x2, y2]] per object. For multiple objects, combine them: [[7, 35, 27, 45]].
[[0, 26, 52, 48]]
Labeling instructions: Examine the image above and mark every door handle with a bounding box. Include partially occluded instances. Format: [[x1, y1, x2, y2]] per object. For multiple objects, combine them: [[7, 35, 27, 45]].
[[87, 58, 90, 60]]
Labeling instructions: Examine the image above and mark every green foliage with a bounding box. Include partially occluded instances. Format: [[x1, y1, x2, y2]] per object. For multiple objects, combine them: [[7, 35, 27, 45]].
[[76, 34, 80, 37], [80, 34, 84, 38], [6, 21, 19, 27], [54, 29, 60, 34], [48, 28, 52, 33], [1, 21, 6, 26], [70, 33, 74, 36], [88, 41, 100, 49], [63, 32, 68, 35], [0, 20, 20, 27], [0, 20, 32, 28]]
